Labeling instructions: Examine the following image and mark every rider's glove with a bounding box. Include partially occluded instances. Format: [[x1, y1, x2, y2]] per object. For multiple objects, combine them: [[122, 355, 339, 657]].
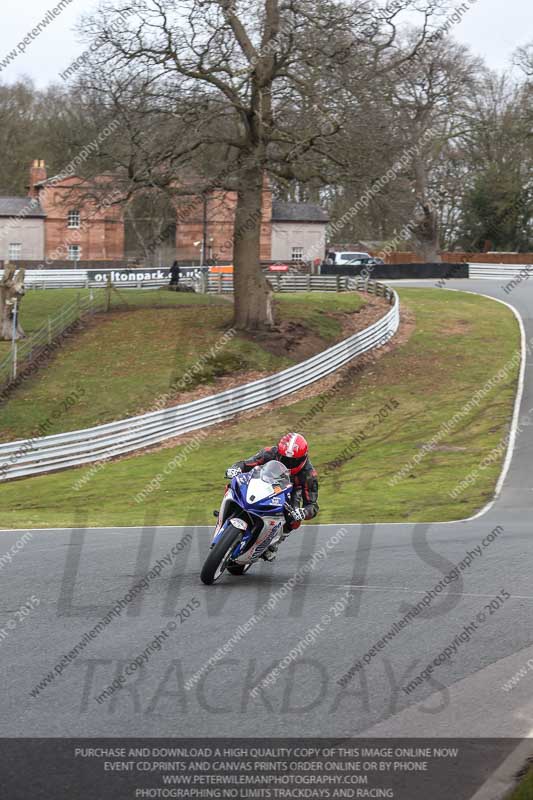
[[225, 467, 242, 479], [285, 504, 306, 523]]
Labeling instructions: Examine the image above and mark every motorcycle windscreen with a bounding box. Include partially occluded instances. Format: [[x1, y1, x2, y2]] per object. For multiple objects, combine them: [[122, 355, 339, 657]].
[[252, 460, 292, 489]]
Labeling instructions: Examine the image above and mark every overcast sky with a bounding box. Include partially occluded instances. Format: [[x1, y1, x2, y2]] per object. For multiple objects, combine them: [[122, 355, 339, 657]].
[[0, 0, 531, 87]]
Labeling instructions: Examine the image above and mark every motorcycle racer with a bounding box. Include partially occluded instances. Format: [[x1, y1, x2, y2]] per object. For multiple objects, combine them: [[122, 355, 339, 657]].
[[225, 433, 319, 560]]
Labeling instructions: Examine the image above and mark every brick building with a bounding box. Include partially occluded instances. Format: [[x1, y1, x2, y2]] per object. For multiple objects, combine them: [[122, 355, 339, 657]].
[[271, 201, 329, 263], [0, 197, 45, 262], [0, 161, 327, 266], [29, 160, 124, 263]]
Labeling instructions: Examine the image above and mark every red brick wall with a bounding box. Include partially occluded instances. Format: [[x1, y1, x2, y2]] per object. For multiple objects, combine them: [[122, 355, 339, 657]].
[[260, 186, 273, 262], [175, 186, 273, 262], [28, 160, 47, 197], [34, 175, 124, 263]]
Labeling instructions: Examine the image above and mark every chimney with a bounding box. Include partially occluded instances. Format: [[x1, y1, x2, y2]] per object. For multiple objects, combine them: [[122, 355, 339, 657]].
[[28, 159, 47, 198]]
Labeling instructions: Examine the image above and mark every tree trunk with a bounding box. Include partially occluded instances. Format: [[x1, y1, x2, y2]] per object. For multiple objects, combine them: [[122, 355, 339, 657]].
[[0, 266, 25, 340], [414, 158, 442, 263], [413, 156, 441, 262], [232, 168, 273, 331], [414, 201, 441, 262]]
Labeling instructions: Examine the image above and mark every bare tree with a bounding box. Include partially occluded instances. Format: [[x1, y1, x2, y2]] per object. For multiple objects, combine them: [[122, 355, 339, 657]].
[[515, 42, 533, 79], [384, 38, 481, 260], [73, 0, 441, 329], [124, 191, 177, 263], [452, 71, 533, 251], [0, 80, 101, 195], [0, 265, 25, 341]]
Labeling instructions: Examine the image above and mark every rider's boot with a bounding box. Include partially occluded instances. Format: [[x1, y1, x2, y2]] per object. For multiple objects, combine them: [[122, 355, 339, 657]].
[[263, 521, 299, 562], [262, 545, 278, 562], [262, 528, 293, 561]]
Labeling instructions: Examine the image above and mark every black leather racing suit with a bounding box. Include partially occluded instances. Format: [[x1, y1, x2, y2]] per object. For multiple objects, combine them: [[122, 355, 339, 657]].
[[231, 446, 319, 530]]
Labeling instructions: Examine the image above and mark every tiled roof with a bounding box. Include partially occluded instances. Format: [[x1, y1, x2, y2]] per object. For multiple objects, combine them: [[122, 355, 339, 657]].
[[272, 200, 329, 223], [0, 197, 46, 217]]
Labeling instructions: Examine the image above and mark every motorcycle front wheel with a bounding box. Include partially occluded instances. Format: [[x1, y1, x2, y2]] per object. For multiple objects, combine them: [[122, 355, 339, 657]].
[[227, 563, 252, 576], [200, 524, 242, 585]]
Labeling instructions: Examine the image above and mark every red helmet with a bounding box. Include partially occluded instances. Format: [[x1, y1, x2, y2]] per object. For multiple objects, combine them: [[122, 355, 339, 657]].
[[278, 433, 309, 475]]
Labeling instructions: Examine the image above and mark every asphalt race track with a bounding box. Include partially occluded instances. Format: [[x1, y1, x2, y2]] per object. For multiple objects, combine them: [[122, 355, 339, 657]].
[[2, 280, 533, 792]]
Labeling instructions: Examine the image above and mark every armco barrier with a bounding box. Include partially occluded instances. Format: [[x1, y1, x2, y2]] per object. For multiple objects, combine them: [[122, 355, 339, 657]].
[[0, 285, 399, 481], [0, 268, 200, 290], [0, 269, 91, 289], [2, 270, 364, 293], [469, 263, 533, 280], [4, 264, 532, 289]]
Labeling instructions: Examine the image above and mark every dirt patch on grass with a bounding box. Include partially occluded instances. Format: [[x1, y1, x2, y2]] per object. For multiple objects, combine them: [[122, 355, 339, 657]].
[[248, 294, 391, 361], [248, 320, 325, 361], [331, 296, 393, 336]]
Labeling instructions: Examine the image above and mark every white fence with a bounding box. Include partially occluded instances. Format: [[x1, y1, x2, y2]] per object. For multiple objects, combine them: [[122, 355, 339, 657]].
[[0, 286, 400, 482], [208, 274, 396, 298], [209, 274, 353, 294]]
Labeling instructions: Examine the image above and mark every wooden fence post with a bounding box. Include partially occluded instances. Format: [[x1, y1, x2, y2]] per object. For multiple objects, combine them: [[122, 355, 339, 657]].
[[105, 274, 112, 312]]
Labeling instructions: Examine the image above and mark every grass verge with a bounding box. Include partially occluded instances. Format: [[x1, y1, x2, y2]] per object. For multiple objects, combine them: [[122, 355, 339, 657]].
[[0, 288, 520, 529], [0, 289, 366, 440], [509, 767, 533, 800], [0, 287, 218, 358]]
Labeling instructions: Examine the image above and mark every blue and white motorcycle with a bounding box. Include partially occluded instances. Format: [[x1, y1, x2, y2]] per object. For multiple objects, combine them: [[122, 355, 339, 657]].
[[200, 460, 293, 585]]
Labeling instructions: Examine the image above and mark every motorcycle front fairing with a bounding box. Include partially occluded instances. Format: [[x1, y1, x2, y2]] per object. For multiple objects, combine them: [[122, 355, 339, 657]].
[[211, 463, 293, 565]]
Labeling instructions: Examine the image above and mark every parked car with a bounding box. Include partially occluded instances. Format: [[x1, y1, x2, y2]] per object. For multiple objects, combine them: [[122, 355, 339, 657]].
[[346, 257, 385, 266], [326, 251, 371, 265]]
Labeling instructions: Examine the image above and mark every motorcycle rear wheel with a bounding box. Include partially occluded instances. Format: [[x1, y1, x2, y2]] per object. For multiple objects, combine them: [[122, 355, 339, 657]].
[[201, 525, 242, 585]]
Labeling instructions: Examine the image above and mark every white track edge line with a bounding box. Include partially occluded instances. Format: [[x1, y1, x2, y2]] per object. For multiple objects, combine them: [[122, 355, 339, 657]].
[[442, 288, 526, 523]]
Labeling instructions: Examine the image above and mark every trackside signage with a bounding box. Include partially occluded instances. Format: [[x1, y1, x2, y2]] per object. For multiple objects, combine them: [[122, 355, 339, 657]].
[[88, 269, 169, 283], [87, 267, 208, 283]]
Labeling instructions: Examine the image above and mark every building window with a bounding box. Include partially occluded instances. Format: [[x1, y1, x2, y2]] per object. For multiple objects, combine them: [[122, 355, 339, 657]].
[[68, 245, 81, 261], [68, 209, 81, 228], [292, 246, 304, 261], [8, 243, 22, 261]]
